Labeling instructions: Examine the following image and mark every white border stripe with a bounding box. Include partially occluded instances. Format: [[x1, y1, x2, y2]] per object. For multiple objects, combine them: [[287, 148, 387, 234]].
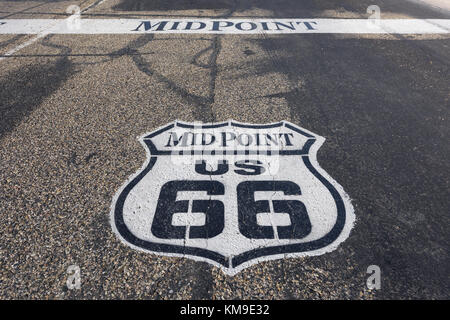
[[0, 19, 449, 34]]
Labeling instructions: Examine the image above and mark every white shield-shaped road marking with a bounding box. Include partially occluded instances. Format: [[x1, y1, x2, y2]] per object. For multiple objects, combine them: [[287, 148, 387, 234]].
[[111, 120, 355, 275]]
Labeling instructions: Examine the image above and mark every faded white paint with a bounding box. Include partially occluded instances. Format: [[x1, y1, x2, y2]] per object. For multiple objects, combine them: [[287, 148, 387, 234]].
[[0, 18, 449, 34]]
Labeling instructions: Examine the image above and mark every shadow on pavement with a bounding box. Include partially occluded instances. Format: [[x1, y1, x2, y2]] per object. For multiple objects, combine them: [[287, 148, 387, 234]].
[[0, 57, 73, 139]]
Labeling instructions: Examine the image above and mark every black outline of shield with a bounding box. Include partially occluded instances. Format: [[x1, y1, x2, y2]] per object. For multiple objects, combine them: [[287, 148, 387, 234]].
[[112, 121, 347, 271]]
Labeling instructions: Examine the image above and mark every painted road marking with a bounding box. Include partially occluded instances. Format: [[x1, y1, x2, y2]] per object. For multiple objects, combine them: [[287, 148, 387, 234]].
[[0, 1, 108, 61], [0, 18, 449, 34], [0, 31, 49, 62], [110, 121, 355, 275]]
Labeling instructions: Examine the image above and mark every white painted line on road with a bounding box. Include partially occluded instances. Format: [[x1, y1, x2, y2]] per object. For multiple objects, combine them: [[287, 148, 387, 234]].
[[0, 1, 109, 61], [0, 24, 53, 61], [110, 120, 355, 275], [0, 18, 449, 34], [0, 31, 48, 58]]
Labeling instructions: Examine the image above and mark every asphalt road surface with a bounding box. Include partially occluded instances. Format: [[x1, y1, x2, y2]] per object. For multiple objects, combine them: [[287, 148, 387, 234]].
[[0, 0, 449, 299]]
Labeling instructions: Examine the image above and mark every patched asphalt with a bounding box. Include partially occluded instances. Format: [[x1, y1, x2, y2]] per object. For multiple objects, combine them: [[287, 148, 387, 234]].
[[0, 0, 449, 299]]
